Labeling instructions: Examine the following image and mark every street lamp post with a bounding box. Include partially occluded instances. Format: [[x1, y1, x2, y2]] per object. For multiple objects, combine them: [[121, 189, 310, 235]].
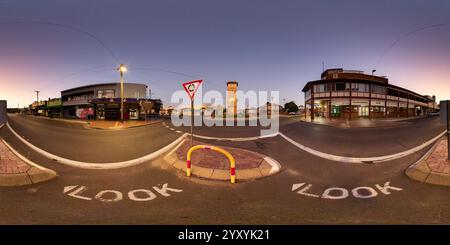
[[117, 64, 127, 123]]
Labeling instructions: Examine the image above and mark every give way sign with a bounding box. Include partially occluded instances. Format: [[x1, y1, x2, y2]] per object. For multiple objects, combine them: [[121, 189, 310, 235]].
[[182, 80, 203, 100]]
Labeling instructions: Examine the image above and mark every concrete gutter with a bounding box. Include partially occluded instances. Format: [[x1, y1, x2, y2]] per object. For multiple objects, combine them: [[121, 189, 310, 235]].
[[0, 139, 57, 187]]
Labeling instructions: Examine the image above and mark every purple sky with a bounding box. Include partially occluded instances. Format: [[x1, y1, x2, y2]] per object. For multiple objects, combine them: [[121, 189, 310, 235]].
[[1, 0, 449, 108]]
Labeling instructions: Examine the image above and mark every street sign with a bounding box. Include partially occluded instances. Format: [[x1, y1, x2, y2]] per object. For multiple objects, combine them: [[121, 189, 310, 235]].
[[182, 80, 203, 100], [182, 80, 203, 147]]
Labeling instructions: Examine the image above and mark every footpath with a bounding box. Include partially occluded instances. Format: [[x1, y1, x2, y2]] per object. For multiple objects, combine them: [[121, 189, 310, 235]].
[[406, 137, 450, 187]]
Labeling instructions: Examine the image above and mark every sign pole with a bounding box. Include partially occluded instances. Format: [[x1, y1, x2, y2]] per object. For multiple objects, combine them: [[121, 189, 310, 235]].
[[191, 99, 194, 147], [182, 79, 203, 147]]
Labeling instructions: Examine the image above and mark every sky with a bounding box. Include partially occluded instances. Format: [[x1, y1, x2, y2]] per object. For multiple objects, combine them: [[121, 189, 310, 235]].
[[0, 0, 449, 108]]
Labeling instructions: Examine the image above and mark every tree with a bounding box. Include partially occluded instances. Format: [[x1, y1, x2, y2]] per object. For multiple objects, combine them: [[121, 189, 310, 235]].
[[284, 101, 299, 113]]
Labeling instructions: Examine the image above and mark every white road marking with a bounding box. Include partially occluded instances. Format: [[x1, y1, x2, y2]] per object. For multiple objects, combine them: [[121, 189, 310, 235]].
[[152, 183, 183, 197], [63, 185, 78, 194], [169, 128, 175, 131], [6, 122, 187, 169], [66, 186, 92, 201], [176, 130, 182, 134], [291, 183, 305, 191], [375, 181, 403, 195], [192, 132, 279, 142], [292, 181, 403, 200], [128, 189, 157, 201], [321, 187, 349, 200], [264, 157, 281, 174], [279, 130, 446, 164], [95, 190, 123, 202], [63, 184, 183, 202], [351, 187, 378, 199], [295, 183, 319, 198]]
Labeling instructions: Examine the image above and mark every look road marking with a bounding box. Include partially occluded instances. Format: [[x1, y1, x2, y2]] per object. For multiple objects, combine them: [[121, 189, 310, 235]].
[[63, 183, 183, 202], [291, 181, 402, 200]]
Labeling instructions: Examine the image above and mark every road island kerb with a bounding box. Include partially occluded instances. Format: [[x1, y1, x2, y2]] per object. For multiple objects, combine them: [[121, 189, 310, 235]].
[[406, 136, 450, 187], [0, 134, 57, 187], [163, 139, 281, 182]]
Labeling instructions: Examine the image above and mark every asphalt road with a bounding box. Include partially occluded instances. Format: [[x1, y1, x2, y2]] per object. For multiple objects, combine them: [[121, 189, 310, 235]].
[[0, 114, 449, 224]]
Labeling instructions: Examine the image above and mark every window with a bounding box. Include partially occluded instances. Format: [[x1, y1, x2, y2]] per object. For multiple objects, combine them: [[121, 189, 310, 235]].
[[357, 83, 369, 92], [97, 90, 104, 98], [387, 88, 398, 96], [314, 84, 325, 93], [372, 85, 386, 94], [336, 83, 346, 91], [325, 83, 335, 92]]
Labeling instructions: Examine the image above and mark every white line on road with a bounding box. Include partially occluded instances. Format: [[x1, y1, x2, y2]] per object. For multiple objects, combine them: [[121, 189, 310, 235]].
[[6, 122, 188, 169], [192, 132, 279, 142], [279, 131, 447, 164]]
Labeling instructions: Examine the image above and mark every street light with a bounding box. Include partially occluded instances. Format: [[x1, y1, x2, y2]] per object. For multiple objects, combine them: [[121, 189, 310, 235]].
[[117, 64, 127, 122], [372, 69, 376, 76]]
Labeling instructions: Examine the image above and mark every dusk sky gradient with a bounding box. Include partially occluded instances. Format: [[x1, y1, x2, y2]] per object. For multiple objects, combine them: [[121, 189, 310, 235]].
[[0, 0, 449, 108]]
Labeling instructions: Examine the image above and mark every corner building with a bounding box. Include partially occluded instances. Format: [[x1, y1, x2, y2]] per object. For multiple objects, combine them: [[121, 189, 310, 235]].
[[302, 69, 436, 120]]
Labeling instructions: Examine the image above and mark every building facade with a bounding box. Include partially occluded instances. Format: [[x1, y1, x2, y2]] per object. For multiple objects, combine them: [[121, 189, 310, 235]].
[[61, 82, 161, 120], [302, 69, 436, 120]]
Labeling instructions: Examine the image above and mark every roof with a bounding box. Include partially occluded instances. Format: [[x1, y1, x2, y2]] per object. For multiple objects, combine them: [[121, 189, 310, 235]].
[[302, 78, 432, 101], [61, 82, 147, 93]]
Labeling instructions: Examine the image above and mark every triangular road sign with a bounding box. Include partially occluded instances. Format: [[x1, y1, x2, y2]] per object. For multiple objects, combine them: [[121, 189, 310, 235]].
[[182, 79, 203, 100]]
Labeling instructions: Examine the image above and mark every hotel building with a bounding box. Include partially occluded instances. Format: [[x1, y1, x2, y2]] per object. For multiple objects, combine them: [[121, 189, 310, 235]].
[[302, 68, 436, 120]]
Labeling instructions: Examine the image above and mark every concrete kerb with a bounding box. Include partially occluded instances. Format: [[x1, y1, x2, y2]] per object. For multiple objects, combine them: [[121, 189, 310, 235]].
[[6, 122, 189, 169], [0, 138, 57, 187], [163, 139, 282, 182], [406, 137, 450, 187]]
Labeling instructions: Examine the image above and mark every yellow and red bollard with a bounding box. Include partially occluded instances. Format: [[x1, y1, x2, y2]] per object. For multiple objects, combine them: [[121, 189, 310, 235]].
[[186, 145, 236, 184]]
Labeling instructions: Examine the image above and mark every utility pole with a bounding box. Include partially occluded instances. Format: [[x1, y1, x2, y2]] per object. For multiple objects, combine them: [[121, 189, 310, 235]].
[[117, 64, 127, 123]]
